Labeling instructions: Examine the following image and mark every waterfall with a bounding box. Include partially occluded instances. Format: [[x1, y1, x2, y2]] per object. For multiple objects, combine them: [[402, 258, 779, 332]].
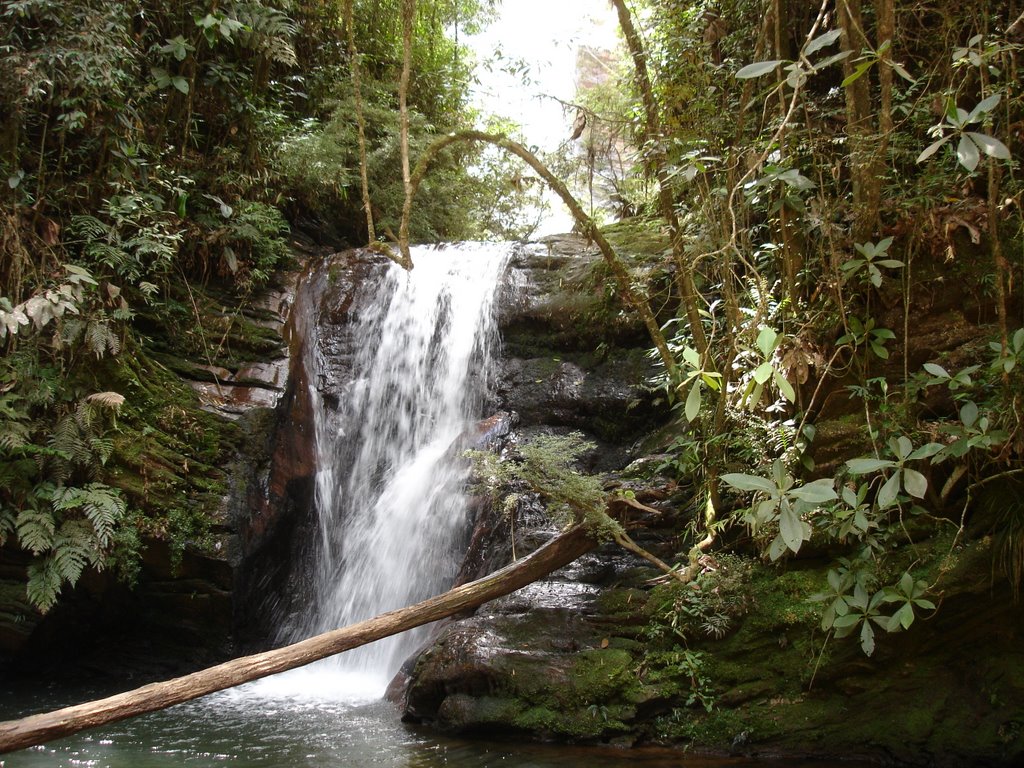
[[290, 242, 510, 697]]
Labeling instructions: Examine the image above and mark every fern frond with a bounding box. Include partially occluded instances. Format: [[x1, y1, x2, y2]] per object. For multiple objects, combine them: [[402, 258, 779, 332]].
[[0, 459, 37, 496], [53, 520, 97, 582], [51, 414, 80, 455], [0, 392, 28, 419], [0, 506, 15, 545], [231, 3, 298, 65], [86, 320, 119, 359], [75, 400, 95, 432], [26, 557, 62, 613], [70, 214, 113, 242], [44, 455, 73, 484], [50, 414, 92, 466], [125, 232, 177, 261], [51, 483, 125, 548], [86, 242, 138, 280], [86, 391, 126, 410], [50, 484, 77, 512], [61, 316, 86, 345], [89, 437, 115, 465], [0, 420, 30, 452], [15, 508, 56, 554], [263, 36, 298, 67], [84, 487, 124, 547], [53, 541, 88, 585]]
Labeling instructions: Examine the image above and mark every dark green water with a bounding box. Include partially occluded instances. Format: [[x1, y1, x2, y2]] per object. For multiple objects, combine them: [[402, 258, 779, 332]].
[[1, 669, 863, 768]]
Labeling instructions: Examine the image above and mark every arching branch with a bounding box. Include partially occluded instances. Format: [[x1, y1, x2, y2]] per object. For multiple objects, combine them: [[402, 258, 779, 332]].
[[399, 130, 679, 383], [610, 0, 708, 358]]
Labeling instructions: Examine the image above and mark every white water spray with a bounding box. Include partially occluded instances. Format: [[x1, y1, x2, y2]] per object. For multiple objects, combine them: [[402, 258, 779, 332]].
[[283, 243, 510, 699]]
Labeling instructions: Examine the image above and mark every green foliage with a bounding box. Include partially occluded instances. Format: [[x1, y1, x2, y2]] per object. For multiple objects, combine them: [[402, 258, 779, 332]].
[[469, 432, 614, 537], [841, 238, 903, 289], [0, 266, 98, 342], [735, 26, 852, 89], [737, 326, 796, 409], [585, 0, 1024, 676], [936, 401, 1009, 461], [919, 362, 980, 393], [722, 460, 837, 560], [676, 345, 722, 423], [846, 436, 943, 509], [917, 92, 1012, 172], [0, 0, 502, 618], [21, 484, 128, 613], [196, 199, 291, 285], [989, 328, 1024, 375], [815, 483, 883, 549], [644, 570, 744, 644], [276, 116, 357, 209], [0, 350, 136, 613], [837, 316, 897, 360], [811, 569, 936, 656], [829, 583, 888, 657]]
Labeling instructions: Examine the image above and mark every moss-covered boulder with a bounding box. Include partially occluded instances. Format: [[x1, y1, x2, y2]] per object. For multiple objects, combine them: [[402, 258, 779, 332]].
[[401, 509, 1024, 766]]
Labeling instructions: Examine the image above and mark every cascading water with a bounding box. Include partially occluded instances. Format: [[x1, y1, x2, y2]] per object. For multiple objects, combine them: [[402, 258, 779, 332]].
[[287, 242, 511, 696]]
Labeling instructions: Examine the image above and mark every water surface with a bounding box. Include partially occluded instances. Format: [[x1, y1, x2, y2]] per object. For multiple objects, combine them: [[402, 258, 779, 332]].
[[0, 674, 859, 768]]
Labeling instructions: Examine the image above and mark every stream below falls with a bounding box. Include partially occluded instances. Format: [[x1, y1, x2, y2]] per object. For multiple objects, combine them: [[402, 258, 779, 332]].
[[0, 676, 860, 768]]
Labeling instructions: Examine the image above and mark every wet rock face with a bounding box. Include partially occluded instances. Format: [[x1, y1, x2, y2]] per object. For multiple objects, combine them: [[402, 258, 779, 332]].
[[0, 257, 305, 678], [395, 236, 685, 737], [493, 238, 668, 446], [402, 541, 668, 743], [397, 450, 686, 741], [233, 249, 390, 648], [376, 234, 678, 736]]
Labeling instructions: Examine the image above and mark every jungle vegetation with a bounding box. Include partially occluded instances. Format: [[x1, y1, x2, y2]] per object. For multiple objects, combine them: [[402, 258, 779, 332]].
[[0, 0, 514, 612], [1, 0, 1022, 673]]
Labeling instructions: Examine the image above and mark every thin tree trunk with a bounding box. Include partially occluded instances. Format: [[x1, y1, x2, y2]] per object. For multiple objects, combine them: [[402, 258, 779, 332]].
[[773, 0, 788, 114], [396, 0, 415, 268], [771, 0, 801, 301], [875, 0, 894, 144], [344, 0, 376, 244], [980, 12, 1010, 356], [610, 0, 707, 361], [838, 0, 876, 241], [0, 525, 597, 755]]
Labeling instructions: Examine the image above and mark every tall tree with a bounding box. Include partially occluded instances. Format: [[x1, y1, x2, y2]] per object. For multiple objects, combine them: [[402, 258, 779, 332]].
[[345, 0, 377, 244], [611, 0, 708, 360]]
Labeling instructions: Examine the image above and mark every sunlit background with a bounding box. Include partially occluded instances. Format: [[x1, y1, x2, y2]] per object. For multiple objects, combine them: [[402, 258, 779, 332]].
[[466, 0, 620, 235]]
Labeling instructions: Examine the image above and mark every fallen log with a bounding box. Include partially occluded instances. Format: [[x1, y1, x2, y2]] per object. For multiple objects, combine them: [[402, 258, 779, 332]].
[[0, 524, 597, 754]]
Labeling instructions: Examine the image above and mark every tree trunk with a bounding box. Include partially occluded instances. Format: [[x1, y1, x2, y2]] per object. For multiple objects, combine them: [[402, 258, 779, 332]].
[[875, 0, 895, 143], [610, 0, 708, 361], [0, 525, 597, 755], [838, 0, 877, 242], [396, 0, 416, 268], [344, 0, 376, 244]]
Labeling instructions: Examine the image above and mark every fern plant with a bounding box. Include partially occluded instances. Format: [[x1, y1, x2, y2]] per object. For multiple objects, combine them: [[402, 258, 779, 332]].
[[1, 354, 135, 612], [3, 480, 128, 613], [230, 1, 299, 67]]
